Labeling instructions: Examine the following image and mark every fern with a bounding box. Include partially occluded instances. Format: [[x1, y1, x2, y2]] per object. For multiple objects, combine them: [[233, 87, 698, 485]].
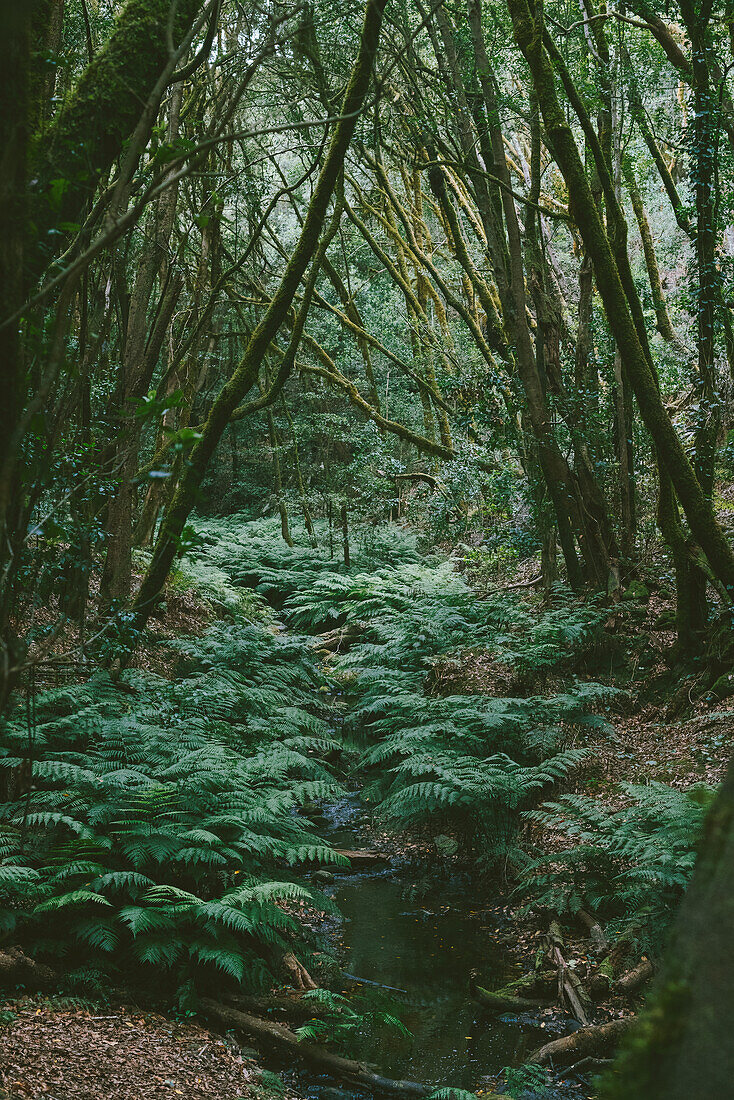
[[2, 516, 621, 999], [0, 611, 343, 993], [428, 1089, 479, 1100], [520, 783, 712, 948], [184, 520, 614, 869], [295, 988, 411, 1049]]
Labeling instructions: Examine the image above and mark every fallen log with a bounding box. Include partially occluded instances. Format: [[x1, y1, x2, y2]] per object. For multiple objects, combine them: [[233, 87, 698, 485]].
[[332, 848, 389, 869], [529, 1017, 634, 1066], [0, 948, 56, 990], [224, 992, 334, 1022], [605, 930, 636, 971], [469, 969, 554, 1013], [199, 998, 432, 1096], [589, 933, 640, 999], [471, 985, 551, 1014], [577, 909, 609, 956], [614, 958, 654, 997], [315, 624, 361, 654]]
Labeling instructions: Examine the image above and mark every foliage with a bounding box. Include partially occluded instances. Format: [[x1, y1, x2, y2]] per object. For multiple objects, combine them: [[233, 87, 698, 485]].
[[321, 561, 610, 864], [200, 520, 614, 867], [427, 1089, 479, 1100], [521, 783, 713, 948], [295, 987, 411, 1049], [189, 516, 423, 612], [0, 618, 343, 997], [500, 1063, 552, 1098]]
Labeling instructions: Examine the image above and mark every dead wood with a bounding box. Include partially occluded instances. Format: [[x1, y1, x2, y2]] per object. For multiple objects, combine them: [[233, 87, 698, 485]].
[[279, 950, 317, 990], [199, 998, 433, 1096], [577, 908, 609, 956], [0, 948, 56, 990], [547, 921, 592, 1025], [223, 992, 333, 1021], [469, 968, 554, 1013], [529, 1017, 634, 1065], [332, 848, 389, 868], [614, 957, 654, 997]]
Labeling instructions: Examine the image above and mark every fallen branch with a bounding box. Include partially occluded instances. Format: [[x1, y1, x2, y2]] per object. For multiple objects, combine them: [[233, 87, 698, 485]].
[[199, 998, 432, 1096], [529, 1017, 634, 1066], [577, 909, 609, 956], [393, 471, 449, 493], [614, 958, 654, 997], [224, 992, 333, 1022], [547, 922, 592, 1025], [469, 969, 554, 1013], [589, 931, 637, 999], [491, 574, 543, 592], [566, 1055, 614, 1075], [332, 848, 389, 869], [343, 972, 408, 993], [315, 623, 362, 653]]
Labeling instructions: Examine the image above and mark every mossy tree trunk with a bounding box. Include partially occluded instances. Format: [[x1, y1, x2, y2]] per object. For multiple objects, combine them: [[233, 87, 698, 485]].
[[29, 0, 202, 278], [507, 0, 734, 601], [600, 757, 734, 1098]]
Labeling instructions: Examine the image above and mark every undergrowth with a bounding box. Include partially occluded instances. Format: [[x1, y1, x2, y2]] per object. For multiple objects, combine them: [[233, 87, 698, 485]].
[[1, 515, 695, 1009], [191, 519, 617, 869], [521, 782, 712, 949], [0, 617, 343, 1003]]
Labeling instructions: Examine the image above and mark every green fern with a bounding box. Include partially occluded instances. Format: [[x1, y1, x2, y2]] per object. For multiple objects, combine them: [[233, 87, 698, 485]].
[[520, 783, 712, 948], [0, 612, 343, 992], [295, 987, 411, 1049], [185, 520, 614, 869]]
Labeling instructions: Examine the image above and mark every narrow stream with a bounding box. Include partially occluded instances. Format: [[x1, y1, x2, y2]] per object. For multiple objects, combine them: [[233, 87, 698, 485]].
[[296, 797, 549, 1097]]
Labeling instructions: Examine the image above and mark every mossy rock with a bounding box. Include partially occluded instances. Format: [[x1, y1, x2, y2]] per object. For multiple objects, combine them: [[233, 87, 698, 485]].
[[707, 672, 734, 701], [622, 580, 651, 603], [654, 608, 676, 629]]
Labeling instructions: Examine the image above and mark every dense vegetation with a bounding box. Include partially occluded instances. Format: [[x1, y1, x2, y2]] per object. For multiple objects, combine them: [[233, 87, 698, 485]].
[[3, 0, 734, 1095]]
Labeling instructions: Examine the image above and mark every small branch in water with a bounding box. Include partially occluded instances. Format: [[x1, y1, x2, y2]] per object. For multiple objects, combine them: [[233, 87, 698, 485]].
[[343, 972, 408, 994]]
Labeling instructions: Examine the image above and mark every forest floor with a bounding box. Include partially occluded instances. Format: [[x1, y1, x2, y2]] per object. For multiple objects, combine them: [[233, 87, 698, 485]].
[[0, 997, 297, 1100], [3, 541, 731, 1100]]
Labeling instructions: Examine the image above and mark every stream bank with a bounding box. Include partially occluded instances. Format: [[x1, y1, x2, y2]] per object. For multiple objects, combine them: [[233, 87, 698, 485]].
[[187, 517, 614, 1098]]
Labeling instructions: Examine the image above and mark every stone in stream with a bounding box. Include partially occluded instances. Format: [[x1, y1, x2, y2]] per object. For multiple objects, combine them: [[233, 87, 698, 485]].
[[313, 869, 335, 885], [433, 834, 459, 858]]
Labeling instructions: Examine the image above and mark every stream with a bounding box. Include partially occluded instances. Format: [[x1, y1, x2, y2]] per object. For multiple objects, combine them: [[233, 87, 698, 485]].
[[292, 796, 553, 1098]]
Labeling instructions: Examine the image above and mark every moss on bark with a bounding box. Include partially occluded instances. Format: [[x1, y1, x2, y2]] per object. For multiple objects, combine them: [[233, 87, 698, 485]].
[[30, 0, 200, 273]]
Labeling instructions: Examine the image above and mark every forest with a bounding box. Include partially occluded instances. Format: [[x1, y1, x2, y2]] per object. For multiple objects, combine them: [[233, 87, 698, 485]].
[[1, 0, 734, 1096]]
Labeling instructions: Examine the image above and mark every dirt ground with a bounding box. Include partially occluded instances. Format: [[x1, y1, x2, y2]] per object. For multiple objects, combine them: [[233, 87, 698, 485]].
[[0, 998, 296, 1100]]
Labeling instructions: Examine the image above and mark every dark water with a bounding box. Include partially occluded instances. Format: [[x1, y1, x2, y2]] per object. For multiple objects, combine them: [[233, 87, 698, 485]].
[[302, 797, 549, 1096]]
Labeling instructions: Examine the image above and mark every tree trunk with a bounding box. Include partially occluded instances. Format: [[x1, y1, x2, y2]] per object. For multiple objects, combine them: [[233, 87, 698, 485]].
[[508, 0, 734, 598], [133, 0, 389, 628], [600, 754, 734, 1098], [199, 999, 433, 1097]]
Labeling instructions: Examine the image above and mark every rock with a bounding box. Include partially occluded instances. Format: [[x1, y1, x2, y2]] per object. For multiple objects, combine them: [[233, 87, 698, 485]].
[[654, 608, 676, 629], [433, 834, 459, 858], [301, 799, 327, 820], [622, 579, 650, 603], [313, 869, 335, 885]]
